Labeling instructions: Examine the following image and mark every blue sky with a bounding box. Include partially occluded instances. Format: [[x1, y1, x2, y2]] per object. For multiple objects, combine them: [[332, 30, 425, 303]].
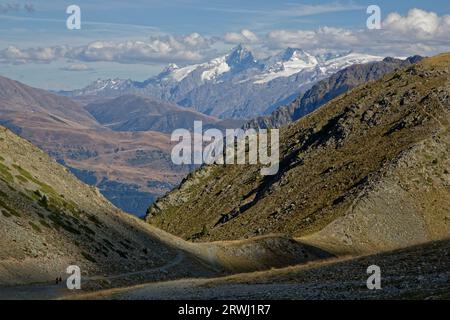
[[0, 0, 449, 89]]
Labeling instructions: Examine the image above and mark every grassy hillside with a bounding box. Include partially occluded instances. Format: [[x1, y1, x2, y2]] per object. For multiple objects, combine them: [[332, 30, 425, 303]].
[[146, 53, 450, 254], [0, 126, 217, 286]]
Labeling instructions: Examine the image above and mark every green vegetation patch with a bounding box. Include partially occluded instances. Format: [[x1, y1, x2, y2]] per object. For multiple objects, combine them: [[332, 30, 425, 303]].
[[39, 219, 52, 229], [12, 164, 57, 196], [62, 199, 78, 213], [18, 191, 34, 202], [1, 209, 11, 218], [0, 198, 21, 217], [15, 175, 28, 184], [0, 190, 8, 199], [38, 194, 49, 209], [0, 163, 14, 183], [29, 221, 42, 233], [7, 207, 21, 217], [12, 164, 36, 181], [48, 213, 81, 235], [87, 214, 103, 228], [79, 224, 95, 236]]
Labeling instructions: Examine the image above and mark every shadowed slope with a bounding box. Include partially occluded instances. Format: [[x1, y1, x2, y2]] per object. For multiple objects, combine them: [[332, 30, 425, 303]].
[[0, 126, 216, 286], [146, 53, 450, 255]]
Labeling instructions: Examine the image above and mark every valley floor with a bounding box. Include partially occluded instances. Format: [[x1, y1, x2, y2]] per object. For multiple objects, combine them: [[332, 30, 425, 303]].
[[70, 239, 450, 300]]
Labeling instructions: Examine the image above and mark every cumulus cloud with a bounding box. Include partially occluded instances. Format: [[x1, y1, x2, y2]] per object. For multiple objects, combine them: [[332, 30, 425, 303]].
[[0, 45, 69, 64], [0, 33, 215, 65], [183, 32, 211, 47], [383, 9, 450, 40], [0, 9, 449, 65], [68, 40, 200, 64], [224, 29, 259, 44], [264, 9, 450, 56], [266, 27, 358, 50], [68, 33, 216, 64]]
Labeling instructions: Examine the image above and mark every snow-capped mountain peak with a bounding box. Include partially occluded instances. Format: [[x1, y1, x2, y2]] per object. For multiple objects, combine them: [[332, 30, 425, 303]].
[[156, 45, 259, 84], [281, 48, 313, 62], [152, 46, 383, 86], [225, 44, 258, 70], [200, 56, 231, 82], [68, 45, 385, 118], [74, 78, 133, 96], [254, 48, 320, 84], [254, 49, 382, 84], [165, 63, 179, 72]]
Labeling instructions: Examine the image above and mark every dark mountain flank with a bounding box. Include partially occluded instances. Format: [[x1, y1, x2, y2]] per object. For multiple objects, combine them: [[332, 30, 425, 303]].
[[146, 53, 450, 255], [244, 56, 423, 130], [85, 94, 220, 133]]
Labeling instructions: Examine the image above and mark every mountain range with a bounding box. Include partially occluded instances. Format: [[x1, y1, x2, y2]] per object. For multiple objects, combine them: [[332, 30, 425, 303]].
[[244, 56, 423, 129], [0, 47, 391, 217], [1, 52, 449, 300], [64, 46, 383, 119], [0, 76, 195, 215], [0, 52, 422, 217], [85, 95, 219, 133], [146, 53, 450, 256]]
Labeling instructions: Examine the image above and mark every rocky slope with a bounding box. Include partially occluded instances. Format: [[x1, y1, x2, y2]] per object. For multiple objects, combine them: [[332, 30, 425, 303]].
[[244, 56, 423, 129], [0, 127, 337, 290], [0, 125, 221, 286], [65, 46, 383, 119], [77, 238, 450, 300], [146, 53, 450, 255]]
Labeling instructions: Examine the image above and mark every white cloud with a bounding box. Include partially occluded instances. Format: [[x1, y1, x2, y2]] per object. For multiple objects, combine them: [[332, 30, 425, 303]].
[[1, 9, 449, 66], [383, 9, 450, 40], [68, 34, 213, 64], [183, 32, 210, 47], [0, 33, 215, 65], [224, 29, 260, 44], [266, 27, 358, 50], [60, 63, 92, 72], [264, 9, 450, 56], [0, 45, 69, 64]]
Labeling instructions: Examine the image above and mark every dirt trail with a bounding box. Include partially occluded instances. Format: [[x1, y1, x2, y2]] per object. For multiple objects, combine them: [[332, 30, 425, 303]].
[[70, 239, 450, 300], [0, 250, 188, 300], [0, 233, 335, 300]]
